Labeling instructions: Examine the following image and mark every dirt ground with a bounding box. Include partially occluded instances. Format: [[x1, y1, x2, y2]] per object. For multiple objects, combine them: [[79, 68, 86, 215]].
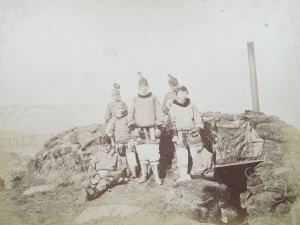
[[0, 145, 299, 225], [0, 147, 212, 225]]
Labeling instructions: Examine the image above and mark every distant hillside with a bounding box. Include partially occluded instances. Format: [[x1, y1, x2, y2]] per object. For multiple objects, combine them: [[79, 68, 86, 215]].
[[0, 104, 104, 134], [0, 130, 54, 148]]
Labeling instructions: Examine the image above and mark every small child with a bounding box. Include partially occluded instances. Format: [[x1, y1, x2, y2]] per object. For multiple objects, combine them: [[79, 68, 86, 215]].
[[107, 101, 138, 179], [188, 129, 214, 179], [104, 83, 128, 124], [80, 136, 126, 202]]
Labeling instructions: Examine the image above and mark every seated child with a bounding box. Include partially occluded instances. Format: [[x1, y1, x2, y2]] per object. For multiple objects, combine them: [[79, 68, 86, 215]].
[[188, 129, 214, 179], [107, 101, 138, 178], [80, 135, 126, 202]]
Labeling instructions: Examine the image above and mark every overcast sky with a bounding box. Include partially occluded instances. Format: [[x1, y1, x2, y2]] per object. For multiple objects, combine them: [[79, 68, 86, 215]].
[[0, 0, 299, 129]]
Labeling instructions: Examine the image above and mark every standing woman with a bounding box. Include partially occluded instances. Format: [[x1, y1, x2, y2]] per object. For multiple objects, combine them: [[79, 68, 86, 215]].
[[166, 86, 204, 183], [128, 73, 165, 185], [159, 74, 180, 177]]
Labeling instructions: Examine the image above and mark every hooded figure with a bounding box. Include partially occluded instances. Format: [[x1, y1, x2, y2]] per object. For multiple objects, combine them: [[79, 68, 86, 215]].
[[162, 74, 179, 116]]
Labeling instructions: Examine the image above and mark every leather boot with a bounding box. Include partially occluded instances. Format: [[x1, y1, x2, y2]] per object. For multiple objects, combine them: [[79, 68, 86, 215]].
[[151, 163, 162, 185], [139, 162, 148, 183], [176, 165, 191, 183], [126, 167, 132, 178], [129, 166, 137, 178], [88, 189, 103, 201]]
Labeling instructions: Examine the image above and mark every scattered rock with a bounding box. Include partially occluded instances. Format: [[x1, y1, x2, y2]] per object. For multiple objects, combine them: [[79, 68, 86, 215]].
[[10, 173, 22, 182], [73, 205, 141, 223], [2, 176, 13, 190], [241, 160, 296, 217], [164, 179, 237, 223], [23, 184, 56, 196]]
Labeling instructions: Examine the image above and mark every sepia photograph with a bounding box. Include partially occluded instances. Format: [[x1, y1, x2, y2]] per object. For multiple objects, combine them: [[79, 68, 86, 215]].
[[0, 0, 300, 224]]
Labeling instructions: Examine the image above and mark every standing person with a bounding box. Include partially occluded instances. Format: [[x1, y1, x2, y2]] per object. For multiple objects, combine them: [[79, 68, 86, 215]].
[[104, 83, 128, 124], [166, 86, 205, 183], [106, 101, 138, 179], [159, 74, 179, 177], [128, 73, 165, 185], [162, 74, 179, 116]]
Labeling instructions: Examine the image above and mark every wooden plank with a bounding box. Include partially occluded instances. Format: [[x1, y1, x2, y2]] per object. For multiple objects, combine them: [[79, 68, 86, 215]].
[[215, 160, 264, 168]]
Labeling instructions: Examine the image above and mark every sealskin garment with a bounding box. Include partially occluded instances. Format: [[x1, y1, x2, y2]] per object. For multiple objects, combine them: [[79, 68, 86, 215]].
[[106, 112, 132, 144], [162, 91, 177, 115], [104, 101, 128, 124], [128, 92, 165, 128], [190, 147, 214, 175], [90, 149, 124, 172], [88, 149, 126, 191], [106, 112, 137, 173], [134, 127, 161, 145], [167, 98, 204, 133]]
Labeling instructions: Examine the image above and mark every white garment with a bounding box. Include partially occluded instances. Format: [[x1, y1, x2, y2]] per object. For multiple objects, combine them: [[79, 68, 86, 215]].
[[126, 151, 138, 167], [136, 144, 160, 162], [175, 147, 189, 167]]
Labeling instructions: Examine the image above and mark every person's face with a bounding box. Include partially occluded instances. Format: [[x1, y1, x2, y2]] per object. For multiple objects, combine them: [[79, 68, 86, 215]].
[[102, 143, 112, 153], [115, 106, 126, 117], [139, 84, 149, 95], [177, 90, 188, 102], [171, 85, 178, 92], [112, 94, 121, 102], [194, 142, 204, 152]]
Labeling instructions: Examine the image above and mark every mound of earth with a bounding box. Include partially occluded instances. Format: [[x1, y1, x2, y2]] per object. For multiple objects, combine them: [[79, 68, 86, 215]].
[[1, 111, 300, 225], [200, 111, 300, 220]]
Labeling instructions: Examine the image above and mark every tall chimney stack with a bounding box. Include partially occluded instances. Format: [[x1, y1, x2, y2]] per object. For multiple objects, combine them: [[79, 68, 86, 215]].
[[247, 42, 260, 112]]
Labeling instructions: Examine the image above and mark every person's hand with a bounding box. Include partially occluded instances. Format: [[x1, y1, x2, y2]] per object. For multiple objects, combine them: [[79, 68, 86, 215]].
[[133, 128, 139, 137], [213, 143, 220, 152], [172, 136, 179, 143], [111, 139, 115, 148], [128, 123, 137, 131], [128, 139, 135, 149], [166, 99, 173, 109], [155, 128, 161, 137], [157, 125, 166, 133]]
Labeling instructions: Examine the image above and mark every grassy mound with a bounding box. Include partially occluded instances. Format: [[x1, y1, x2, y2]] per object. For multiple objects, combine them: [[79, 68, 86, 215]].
[[7, 111, 299, 224]]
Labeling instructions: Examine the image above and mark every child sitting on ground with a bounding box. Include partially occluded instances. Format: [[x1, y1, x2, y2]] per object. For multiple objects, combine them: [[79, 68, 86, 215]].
[[188, 129, 214, 179], [80, 135, 126, 202]]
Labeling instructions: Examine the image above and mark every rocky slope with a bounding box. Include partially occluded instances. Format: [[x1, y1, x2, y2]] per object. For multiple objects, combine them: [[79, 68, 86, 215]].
[[1, 111, 300, 225]]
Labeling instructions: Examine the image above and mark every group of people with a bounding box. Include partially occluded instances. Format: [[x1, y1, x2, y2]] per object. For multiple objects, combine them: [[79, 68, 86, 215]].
[[80, 74, 214, 201]]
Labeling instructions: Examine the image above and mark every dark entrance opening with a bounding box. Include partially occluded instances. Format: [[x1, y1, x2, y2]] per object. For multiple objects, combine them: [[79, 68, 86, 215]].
[[214, 160, 263, 224]]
